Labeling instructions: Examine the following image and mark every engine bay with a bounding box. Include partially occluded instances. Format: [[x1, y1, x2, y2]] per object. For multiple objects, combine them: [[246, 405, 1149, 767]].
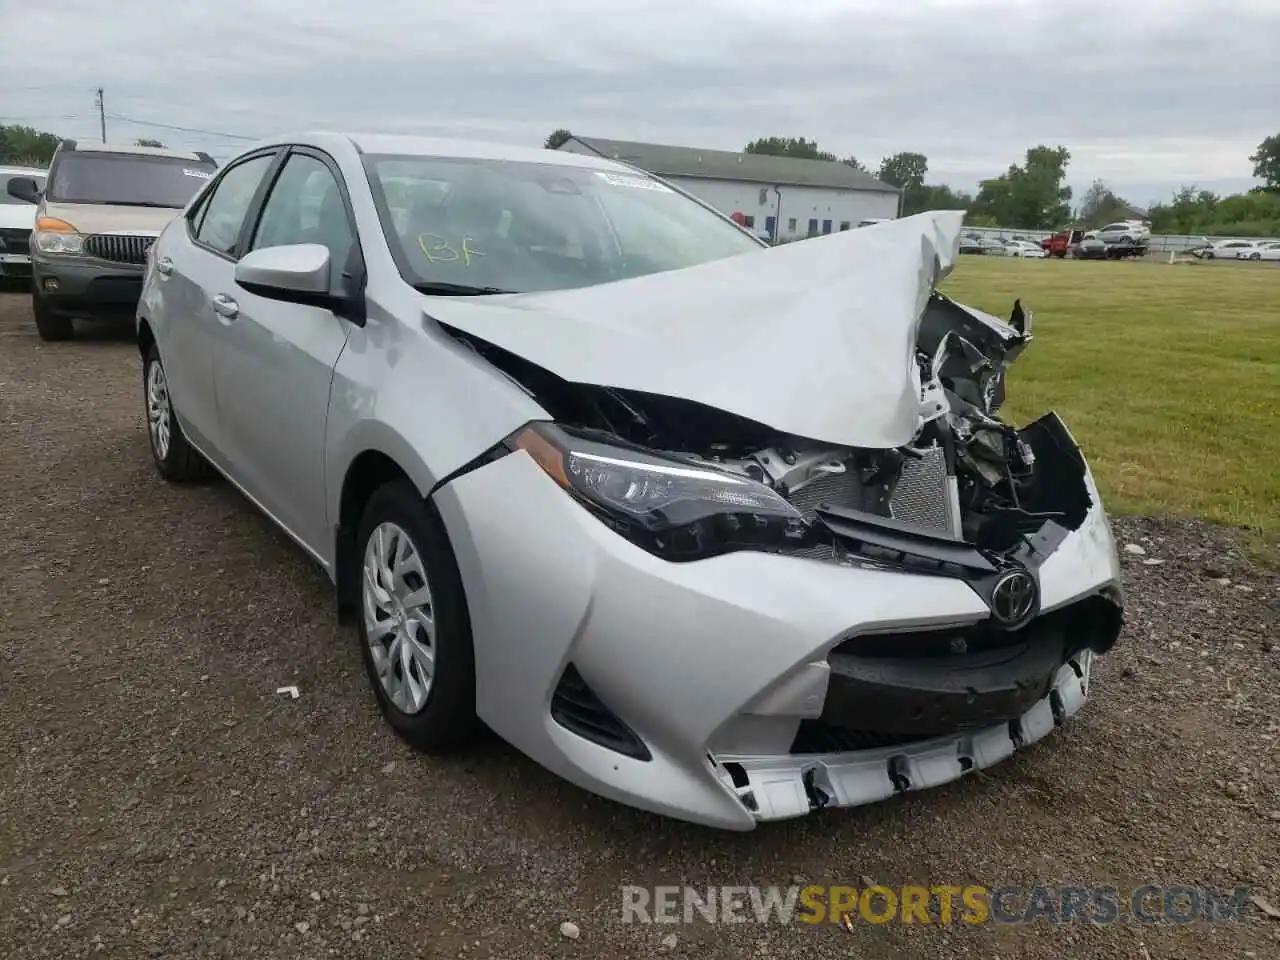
[[446, 291, 1092, 562]]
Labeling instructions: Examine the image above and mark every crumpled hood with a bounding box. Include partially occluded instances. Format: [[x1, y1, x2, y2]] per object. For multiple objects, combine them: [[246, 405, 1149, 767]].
[[425, 210, 966, 449]]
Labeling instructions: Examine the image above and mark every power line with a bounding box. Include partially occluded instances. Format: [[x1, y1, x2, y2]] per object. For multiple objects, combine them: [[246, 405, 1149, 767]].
[[106, 113, 257, 141]]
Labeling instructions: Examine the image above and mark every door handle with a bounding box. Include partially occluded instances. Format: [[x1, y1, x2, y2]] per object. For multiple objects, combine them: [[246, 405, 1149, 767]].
[[212, 294, 239, 320], [156, 256, 174, 276]]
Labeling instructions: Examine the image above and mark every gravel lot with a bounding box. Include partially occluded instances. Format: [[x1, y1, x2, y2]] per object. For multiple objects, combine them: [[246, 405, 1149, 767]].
[[1, 288, 1278, 959]]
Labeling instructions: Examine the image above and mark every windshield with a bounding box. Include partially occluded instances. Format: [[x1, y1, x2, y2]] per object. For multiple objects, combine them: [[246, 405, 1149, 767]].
[[47, 153, 216, 207], [1, 173, 45, 204], [364, 154, 763, 294]]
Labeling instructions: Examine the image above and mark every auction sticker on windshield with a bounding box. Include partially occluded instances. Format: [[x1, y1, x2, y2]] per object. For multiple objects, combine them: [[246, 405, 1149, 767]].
[[594, 171, 672, 192], [182, 168, 213, 179]]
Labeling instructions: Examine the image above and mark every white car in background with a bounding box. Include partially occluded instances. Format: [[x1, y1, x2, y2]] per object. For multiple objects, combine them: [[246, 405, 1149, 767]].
[[1086, 221, 1151, 245], [1005, 240, 1048, 259], [1198, 239, 1255, 259], [1235, 241, 1280, 261], [0, 164, 47, 283]]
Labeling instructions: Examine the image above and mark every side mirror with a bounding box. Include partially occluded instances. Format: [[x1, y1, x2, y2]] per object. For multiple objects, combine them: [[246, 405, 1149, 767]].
[[6, 177, 42, 205], [235, 243, 366, 326]]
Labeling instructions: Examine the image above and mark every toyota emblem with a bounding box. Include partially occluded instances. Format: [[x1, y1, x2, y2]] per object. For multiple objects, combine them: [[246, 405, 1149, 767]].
[[990, 569, 1038, 628]]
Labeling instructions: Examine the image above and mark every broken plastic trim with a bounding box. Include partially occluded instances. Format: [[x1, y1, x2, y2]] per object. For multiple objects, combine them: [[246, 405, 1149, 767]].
[[712, 653, 1093, 822]]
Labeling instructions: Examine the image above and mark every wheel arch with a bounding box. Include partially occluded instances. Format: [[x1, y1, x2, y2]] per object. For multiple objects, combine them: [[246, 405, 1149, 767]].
[[137, 317, 156, 360], [334, 448, 424, 623]]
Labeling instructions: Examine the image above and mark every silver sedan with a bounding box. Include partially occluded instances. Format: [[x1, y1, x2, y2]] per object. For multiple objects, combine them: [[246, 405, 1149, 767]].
[[137, 133, 1123, 830]]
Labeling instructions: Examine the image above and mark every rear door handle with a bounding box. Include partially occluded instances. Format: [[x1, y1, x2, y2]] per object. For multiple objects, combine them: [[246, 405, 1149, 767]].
[[212, 294, 239, 320], [155, 256, 174, 276]]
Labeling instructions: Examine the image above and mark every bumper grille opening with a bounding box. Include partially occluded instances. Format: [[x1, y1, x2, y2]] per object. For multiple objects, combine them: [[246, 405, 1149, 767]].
[[790, 720, 934, 755], [550, 664, 651, 761], [832, 593, 1123, 660]]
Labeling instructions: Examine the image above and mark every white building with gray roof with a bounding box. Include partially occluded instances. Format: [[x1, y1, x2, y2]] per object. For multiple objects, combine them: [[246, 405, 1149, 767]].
[[556, 135, 900, 242]]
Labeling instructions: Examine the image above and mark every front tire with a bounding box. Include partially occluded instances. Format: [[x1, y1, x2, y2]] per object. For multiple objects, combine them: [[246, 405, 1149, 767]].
[[32, 288, 73, 341], [143, 343, 207, 481], [356, 480, 478, 752]]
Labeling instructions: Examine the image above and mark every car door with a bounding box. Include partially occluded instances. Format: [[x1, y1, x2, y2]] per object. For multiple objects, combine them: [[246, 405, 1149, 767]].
[[211, 147, 362, 558], [157, 150, 280, 458]]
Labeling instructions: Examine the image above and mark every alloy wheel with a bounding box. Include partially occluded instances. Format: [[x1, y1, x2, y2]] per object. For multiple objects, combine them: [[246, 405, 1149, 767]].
[[146, 360, 172, 460], [362, 522, 436, 715]]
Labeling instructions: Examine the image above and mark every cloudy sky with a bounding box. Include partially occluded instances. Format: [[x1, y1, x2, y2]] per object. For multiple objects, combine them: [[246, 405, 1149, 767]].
[[2, 0, 1275, 206]]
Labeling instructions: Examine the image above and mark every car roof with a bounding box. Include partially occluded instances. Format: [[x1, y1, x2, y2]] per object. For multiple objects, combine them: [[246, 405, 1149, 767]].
[[64, 142, 213, 162], [240, 131, 639, 174]]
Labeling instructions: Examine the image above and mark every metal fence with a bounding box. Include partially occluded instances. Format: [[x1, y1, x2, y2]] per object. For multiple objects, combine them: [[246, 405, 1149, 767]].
[[957, 225, 1280, 254]]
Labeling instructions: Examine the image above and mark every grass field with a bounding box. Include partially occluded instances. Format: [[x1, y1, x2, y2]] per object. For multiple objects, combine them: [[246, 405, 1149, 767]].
[[940, 257, 1280, 549]]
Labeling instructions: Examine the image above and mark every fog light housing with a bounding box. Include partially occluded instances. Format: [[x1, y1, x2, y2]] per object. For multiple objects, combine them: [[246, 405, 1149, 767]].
[[43, 277, 59, 292]]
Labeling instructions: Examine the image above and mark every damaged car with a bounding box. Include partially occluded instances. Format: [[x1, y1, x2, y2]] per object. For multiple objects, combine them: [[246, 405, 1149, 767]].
[[137, 133, 1123, 830]]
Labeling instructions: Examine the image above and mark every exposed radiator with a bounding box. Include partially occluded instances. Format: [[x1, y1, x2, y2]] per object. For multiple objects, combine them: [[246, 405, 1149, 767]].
[[785, 470, 867, 521], [888, 445, 956, 535], [786, 444, 961, 559]]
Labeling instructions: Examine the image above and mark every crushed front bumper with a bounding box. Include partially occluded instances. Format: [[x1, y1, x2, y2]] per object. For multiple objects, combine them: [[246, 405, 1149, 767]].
[[433, 444, 1123, 830], [716, 652, 1092, 820]]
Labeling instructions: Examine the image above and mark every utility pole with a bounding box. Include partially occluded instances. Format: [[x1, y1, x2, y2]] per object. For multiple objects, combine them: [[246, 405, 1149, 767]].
[[96, 88, 106, 143]]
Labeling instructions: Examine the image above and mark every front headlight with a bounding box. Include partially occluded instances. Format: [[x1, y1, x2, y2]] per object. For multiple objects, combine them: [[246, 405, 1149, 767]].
[[508, 422, 805, 560], [34, 217, 85, 256]]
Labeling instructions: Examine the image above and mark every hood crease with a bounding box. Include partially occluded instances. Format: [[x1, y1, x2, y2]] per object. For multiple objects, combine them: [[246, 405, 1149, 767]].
[[423, 210, 966, 449]]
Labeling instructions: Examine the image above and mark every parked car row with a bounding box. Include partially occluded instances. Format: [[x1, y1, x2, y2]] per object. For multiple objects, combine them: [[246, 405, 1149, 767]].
[[4, 140, 217, 339], [1186, 237, 1280, 261], [7, 131, 1140, 830], [958, 234, 1047, 258]]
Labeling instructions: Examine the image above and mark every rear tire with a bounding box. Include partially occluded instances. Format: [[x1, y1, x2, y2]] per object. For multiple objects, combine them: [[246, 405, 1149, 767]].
[[32, 288, 73, 341], [143, 343, 207, 482], [355, 480, 478, 753]]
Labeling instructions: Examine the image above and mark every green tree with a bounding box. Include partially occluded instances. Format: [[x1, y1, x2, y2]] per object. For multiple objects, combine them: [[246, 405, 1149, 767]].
[[135, 137, 166, 148], [1078, 178, 1135, 227], [544, 129, 572, 150], [972, 146, 1072, 229], [743, 137, 836, 161], [841, 156, 869, 174], [0, 124, 61, 166], [1249, 134, 1280, 190], [1147, 184, 1280, 237], [905, 183, 973, 217], [876, 152, 928, 192]]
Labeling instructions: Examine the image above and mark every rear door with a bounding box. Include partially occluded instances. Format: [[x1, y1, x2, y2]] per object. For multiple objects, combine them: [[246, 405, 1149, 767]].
[[210, 147, 362, 556], [153, 150, 280, 458]]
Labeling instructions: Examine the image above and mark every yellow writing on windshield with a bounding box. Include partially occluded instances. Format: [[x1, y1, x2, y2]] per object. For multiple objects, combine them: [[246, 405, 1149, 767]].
[[418, 234, 485, 266]]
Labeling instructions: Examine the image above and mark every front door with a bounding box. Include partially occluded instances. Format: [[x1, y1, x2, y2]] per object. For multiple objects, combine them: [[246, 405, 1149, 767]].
[[211, 148, 360, 556], [158, 151, 278, 459]]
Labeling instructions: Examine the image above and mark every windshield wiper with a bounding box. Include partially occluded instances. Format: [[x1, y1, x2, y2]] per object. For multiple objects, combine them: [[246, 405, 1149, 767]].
[[412, 281, 516, 297]]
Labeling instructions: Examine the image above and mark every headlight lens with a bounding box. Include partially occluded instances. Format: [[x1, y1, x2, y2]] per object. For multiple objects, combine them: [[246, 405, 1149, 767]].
[[34, 217, 84, 256], [36, 231, 84, 255], [509, 423, 805, 560]]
